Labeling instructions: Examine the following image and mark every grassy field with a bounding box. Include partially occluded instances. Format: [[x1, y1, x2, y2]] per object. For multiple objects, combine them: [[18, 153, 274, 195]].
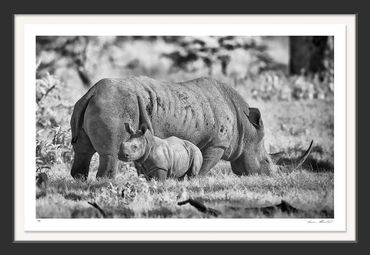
[[36, 36, 334, 218], [36, 97, 334, 218]]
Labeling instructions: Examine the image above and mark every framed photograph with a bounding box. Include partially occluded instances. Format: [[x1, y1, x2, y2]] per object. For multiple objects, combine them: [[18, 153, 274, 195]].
[[14, 14, 356, 242]]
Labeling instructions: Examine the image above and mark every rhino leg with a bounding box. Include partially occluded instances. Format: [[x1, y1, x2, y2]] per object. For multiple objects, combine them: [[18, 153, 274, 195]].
[[187, 151, 203, 177], [71, 128, 96, 179], [96, 154, 118, 179], [198, 147, 224, 175], [134, 162, 145, 176], [83, 105, 126, 179], [149, 169, 167, 181], [71, 153, 95, 179]]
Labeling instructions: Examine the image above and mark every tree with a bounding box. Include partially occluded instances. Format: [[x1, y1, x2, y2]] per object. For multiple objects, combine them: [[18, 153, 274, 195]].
[[289, 36, 334, 80]]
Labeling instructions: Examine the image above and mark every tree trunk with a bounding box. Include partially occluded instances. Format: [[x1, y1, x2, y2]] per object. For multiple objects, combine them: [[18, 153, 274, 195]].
[[289, 36, 330, 76]]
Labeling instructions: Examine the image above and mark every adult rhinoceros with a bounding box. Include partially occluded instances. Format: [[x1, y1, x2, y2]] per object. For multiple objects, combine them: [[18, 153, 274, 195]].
[[70, 76, 312, 179]]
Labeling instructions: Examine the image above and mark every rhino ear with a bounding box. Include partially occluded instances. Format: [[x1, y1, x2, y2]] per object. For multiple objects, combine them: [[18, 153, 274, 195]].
[[248, 107, 263, 129], [124, 122, 136, 135], [139, 123, 149, 134]]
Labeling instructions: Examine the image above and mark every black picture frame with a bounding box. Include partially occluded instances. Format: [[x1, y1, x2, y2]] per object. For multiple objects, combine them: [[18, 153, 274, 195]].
[[4, 0, 367, 250]]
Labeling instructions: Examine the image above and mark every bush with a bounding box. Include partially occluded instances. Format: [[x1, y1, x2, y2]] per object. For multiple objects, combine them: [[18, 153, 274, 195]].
[[36, 71, 73, 174], [250, 71, 334, 102]]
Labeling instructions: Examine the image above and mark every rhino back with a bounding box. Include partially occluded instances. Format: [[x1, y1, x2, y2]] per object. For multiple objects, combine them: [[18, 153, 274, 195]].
[[145, 77, 237, 150], [83, 76, 243, 154]]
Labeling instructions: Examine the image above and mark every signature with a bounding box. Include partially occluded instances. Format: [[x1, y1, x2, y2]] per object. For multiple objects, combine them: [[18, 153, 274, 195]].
[[307, 219, 333, 224]]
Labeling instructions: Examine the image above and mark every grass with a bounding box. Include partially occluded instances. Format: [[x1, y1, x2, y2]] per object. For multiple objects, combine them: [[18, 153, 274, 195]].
[[36, 160, 333, 218], [36, 36, 334, 218], [36, 98, 334, 219]]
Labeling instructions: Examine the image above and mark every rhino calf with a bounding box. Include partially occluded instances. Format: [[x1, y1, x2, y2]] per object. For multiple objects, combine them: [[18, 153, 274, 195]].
[[118, 122, 203, 181]]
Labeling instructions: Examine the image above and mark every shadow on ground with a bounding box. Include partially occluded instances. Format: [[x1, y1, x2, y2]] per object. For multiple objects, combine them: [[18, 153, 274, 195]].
[[180, 199, 334, 218]]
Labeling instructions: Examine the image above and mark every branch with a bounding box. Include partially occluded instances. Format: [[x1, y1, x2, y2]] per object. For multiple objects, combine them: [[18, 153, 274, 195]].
[[178, 198, 221, 217], [88, 202, 107, 218]]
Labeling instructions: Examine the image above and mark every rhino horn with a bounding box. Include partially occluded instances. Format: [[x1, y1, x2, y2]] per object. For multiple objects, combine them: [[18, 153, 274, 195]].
[[278, 140, 313, 173], [137, 95, 154, 134]]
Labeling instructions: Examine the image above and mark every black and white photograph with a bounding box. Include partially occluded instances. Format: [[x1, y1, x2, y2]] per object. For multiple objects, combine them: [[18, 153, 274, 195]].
[[14, 15, 356, 241], [35, 35, 334, 219]]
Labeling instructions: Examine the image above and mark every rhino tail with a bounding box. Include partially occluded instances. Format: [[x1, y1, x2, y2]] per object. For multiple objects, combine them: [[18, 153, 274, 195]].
[[137, 95, 154, 134], [70, 86, 96, 144]]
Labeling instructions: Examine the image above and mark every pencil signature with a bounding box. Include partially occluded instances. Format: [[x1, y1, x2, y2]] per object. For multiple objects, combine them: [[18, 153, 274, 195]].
[[307, 219, 333, 224]]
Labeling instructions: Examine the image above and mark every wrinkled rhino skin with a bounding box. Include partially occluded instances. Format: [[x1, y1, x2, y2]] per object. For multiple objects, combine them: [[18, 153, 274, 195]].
[[120, 130, 203, 180], [70, 76, 275, 179]]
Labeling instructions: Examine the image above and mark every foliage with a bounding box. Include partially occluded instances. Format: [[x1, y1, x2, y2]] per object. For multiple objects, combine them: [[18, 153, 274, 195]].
[[36, 126, 73, 173], [250, 71, 334, 101], [36, 70, 73, 174], [35, 36, 334, 218], [36, 36, 334, 101]]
